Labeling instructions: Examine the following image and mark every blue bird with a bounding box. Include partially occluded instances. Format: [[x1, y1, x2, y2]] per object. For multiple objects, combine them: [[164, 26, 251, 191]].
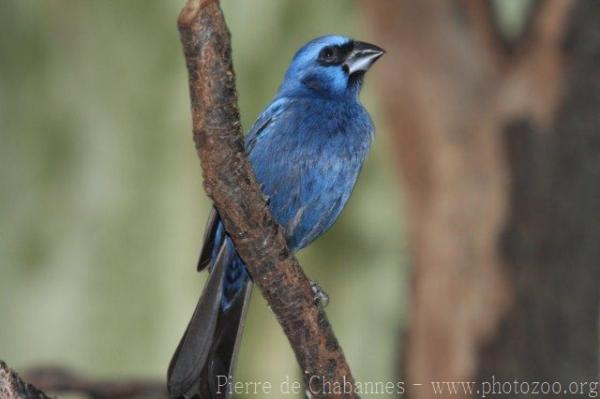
[[167, 35, 384, 399]]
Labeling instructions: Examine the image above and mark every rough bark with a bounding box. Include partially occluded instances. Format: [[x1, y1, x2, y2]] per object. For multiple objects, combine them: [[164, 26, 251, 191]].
[[364, 0, 598, 397], [0, 361, 49, 399], [177, 0, 357, 397], [0, 362, 167, 399]]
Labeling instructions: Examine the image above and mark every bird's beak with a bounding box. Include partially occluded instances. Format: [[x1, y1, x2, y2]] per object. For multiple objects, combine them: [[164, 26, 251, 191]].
[[344, 41, 385, 75]]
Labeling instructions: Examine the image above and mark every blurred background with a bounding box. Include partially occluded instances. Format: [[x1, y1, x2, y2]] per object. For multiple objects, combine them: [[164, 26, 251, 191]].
[[2, 1, 599, 398]]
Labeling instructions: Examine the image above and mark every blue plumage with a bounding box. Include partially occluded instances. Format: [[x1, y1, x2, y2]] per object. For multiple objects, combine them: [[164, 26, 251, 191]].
[[168, 35, 384, 399], [248, 96, 373, 251]]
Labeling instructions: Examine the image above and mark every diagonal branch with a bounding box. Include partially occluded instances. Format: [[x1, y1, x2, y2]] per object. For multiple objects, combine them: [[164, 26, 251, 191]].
[[176, 0, 357, 397], [1, 362, 167, 399], [0, 361, 50, 399]]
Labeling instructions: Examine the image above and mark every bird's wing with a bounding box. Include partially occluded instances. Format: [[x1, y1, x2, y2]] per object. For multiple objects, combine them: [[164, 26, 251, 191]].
[[244, 97, 289, 153], [196, 98, 289, 272]]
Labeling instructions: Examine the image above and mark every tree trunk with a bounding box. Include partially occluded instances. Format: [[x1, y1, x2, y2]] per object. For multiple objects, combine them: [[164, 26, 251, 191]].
[[363, 0, 600, 397]]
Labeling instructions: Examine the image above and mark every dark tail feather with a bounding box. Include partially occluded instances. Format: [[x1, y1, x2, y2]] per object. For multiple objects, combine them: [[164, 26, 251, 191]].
[[167, 244, 252, 399], [199, 278, 252, 398]]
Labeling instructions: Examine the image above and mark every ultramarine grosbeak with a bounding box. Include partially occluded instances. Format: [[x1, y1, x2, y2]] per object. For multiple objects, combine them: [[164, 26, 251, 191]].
[[167, 35, 384, 399]]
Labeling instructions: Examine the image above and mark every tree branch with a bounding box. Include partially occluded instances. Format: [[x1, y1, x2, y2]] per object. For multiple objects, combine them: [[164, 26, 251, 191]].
[[176, 0, 357, 397], [0, 361, 50, 399], [0, 362, 167, 399], [21, 367, 167, 399]]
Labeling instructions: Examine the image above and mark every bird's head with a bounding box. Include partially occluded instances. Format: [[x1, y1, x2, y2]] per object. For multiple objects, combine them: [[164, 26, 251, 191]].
[[279, 35, 384, 99]]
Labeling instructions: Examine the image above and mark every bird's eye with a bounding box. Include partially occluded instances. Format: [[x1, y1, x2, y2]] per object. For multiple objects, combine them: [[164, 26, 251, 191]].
[[318, 46, 338, 64]]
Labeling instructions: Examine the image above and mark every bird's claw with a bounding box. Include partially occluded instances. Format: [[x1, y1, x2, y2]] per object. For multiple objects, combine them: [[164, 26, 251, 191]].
[[310, 280, 329, 308]]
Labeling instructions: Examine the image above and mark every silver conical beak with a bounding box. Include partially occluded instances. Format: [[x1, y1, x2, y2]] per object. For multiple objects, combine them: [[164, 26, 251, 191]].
[[344, 41, 385, 75]]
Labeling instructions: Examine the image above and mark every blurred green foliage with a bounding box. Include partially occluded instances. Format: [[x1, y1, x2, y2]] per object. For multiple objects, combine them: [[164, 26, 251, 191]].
[[0, 1, 406, 397]]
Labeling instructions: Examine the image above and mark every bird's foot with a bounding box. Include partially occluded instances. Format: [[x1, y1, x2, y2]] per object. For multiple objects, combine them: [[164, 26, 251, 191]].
[[310, 280, 329, 308]]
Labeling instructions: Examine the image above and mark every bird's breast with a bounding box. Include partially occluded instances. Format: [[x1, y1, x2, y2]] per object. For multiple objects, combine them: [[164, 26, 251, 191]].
[[249, 99, 372, 252]]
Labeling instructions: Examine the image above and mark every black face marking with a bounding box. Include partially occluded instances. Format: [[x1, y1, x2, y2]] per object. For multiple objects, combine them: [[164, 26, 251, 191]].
[[317, 41, 354, 67]]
